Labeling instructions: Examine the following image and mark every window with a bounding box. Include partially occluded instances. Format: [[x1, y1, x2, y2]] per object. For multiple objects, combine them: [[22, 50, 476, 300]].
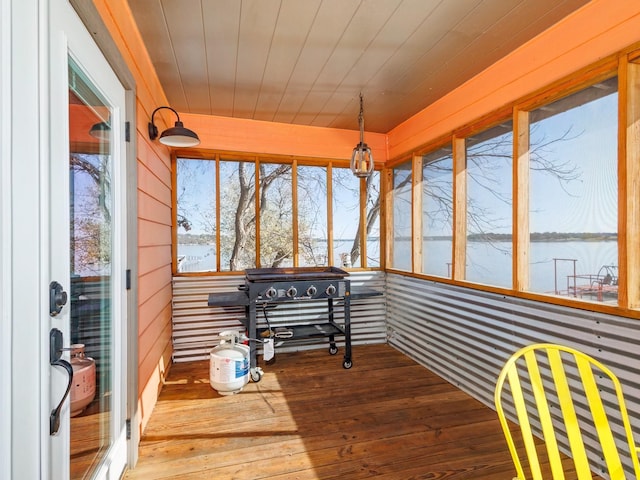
[[220, 160, 256, 271], [365, 171, 381, 268], [527, 77, 618, 303], [422, 145, 453, 278], [392, 162, 412, 271], [71, 153, 112, 276], [259, 162, 293, 268], [176, 159, 216, 273], [332, 168, 361, 268], [465, 121, 513, 287], [175, 156, 379, 273], [298, 165, 328, 266]]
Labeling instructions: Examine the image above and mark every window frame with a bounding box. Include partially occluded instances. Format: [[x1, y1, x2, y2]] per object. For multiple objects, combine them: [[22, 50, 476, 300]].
[[385, 53, 640, 316], [171, 151, 384, 274], [171, 45, 640, 317]]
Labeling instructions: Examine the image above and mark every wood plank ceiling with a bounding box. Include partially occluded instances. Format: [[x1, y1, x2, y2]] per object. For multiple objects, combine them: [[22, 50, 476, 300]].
[[128, 0, 590, 134]]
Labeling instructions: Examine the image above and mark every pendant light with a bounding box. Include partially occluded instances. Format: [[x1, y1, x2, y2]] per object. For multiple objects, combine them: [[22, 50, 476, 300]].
[[350, 93, 374, 178], [148, 106, 200, 147]]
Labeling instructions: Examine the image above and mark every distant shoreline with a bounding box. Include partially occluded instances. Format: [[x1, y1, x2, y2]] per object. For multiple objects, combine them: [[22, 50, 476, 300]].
[[426, 233, 617, 242], [178, 232, 618, 245]]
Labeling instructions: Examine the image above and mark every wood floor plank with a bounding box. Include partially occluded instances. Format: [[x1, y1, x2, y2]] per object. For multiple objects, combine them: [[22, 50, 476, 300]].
[[124, 344, 604, 480]]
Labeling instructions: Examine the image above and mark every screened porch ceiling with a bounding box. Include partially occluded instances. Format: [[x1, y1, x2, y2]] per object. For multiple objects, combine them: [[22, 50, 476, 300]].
[[128, 0, 589, 134]]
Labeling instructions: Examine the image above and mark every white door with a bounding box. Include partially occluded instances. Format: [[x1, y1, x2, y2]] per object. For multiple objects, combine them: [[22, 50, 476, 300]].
[[48, 1, 128, 478]]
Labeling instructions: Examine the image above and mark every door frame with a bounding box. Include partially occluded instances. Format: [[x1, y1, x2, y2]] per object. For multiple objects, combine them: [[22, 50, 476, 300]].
[[0, 0, 12, 478], [7, 0, 53, 478], [4, 0, 138, 477]]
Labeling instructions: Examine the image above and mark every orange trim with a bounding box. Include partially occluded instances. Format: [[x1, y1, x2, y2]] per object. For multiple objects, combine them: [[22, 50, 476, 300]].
[[181, 112, 389, 163]]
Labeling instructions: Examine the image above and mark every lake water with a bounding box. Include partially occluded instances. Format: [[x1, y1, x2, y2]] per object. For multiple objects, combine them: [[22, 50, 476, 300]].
[[178, 239, 381, 272], [178, 240, 617, 296], [396, 239, 617, 294]]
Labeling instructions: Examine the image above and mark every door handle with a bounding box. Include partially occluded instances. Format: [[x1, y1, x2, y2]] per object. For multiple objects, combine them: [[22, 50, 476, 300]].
[[49, 328, 73, 436]]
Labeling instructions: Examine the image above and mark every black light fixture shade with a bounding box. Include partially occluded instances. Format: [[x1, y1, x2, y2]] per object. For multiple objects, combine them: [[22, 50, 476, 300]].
[[148, 106, 200, 147], [89, 120, 110, 141], [350, 93, 374, 178]]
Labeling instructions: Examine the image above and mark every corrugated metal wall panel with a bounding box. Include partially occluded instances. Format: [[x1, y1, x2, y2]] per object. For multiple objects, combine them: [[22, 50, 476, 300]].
[[172, 271, 386, 363], [385, 273, 640, 478], [172, 270, 640, 475]]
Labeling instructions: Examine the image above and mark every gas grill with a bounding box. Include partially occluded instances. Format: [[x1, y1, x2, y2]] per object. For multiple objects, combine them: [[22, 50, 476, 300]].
[[208, 267, 353, 381], [243, 267, 349, 302]]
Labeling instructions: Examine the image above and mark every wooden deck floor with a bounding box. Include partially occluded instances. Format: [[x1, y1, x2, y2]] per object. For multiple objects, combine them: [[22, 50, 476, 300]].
[[123, 344, 599, 480]]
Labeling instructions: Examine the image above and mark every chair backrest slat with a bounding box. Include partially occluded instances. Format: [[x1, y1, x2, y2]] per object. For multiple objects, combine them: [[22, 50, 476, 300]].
[[508, 367, 543, 479], [523, 350, 566, 479], [546, 349, 592, 479], [494, 343, 640, 480], [575, 355, 625, 478]]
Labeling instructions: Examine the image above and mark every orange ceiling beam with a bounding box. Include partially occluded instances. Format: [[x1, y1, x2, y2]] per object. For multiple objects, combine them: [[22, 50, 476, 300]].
[[180, 112, 389, 163]]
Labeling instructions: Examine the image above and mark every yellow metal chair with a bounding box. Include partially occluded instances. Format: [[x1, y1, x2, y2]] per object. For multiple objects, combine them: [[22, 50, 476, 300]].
[[494, 343, 640, 480]]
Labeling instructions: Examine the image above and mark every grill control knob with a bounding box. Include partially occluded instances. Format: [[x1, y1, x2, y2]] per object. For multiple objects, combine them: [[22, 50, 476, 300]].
[[325, 284, 336, 296], [306, 285, 317, 297], [286, 286, 298, 298], [265, 287, 277, 299]]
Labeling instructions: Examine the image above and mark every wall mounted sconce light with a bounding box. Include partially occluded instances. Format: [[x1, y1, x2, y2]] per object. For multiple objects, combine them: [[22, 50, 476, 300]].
[[148, 106, 200, 147], [89, 120, 111, 141], [350, 93, 374, 178]]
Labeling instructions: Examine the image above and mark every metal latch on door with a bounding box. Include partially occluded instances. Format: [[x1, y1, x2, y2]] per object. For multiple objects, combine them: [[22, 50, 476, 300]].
[[49, 328, 73, 435], [49, 281, 72, 434]]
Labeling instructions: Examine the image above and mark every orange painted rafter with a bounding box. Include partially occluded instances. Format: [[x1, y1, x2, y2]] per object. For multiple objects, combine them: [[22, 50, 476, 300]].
[[181, 113, 388, 164]]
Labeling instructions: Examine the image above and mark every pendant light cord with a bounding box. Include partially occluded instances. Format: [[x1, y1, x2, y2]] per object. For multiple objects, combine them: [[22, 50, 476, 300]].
[[358, 93, 365, 143]]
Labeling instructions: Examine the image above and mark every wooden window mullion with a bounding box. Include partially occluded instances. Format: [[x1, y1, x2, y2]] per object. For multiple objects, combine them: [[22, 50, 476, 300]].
[[215, 155, 221, 272], [292, 160, 299, 267], [412, 155, 423, 273], [452, 137, 466, 281], [255, 158, 261, 268], [327, 164, 334, 267], [514, 108, 530, 292], [359, 176, 367, 268], [620, 57, 640, 308]]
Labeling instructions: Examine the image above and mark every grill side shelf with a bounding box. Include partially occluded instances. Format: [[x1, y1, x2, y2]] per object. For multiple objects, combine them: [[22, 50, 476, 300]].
[[349, 287, 382, 300], [207, 291, 250, 307]]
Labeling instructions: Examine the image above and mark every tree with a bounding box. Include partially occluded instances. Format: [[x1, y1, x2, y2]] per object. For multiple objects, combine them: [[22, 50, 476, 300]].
[[218, 162, 294, 270], [380, 125, 582, 259], [346, 173, 380, 266], [70, 153, 112, 275], [294, 166, 328, 266], [176, 125, 581, 271]]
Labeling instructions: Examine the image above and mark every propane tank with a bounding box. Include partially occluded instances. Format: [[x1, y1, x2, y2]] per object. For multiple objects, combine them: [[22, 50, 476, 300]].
[[209, 331, 250, 395], [70, 344, 96, 417]]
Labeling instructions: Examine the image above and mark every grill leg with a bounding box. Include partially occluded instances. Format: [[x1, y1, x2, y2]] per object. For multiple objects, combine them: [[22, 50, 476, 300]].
[[249, 303, 257, 370], [343, 292, 352, 368]]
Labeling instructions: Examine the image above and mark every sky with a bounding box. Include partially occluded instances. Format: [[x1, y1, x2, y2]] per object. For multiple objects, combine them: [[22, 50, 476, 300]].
[[177, 82, 618, 241]]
